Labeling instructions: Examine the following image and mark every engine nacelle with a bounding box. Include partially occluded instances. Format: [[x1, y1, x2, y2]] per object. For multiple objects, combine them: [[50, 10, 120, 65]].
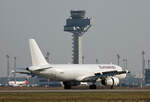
[[101, 77, 119, 86]]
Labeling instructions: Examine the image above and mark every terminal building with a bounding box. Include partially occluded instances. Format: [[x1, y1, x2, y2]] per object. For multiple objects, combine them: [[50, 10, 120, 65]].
[[36, 77, 61, 87], [145, 69, 150, 84]]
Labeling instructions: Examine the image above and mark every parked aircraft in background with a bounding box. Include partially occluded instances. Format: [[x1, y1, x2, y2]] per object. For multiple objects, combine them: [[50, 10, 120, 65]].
[[9, 79, 29, 87]]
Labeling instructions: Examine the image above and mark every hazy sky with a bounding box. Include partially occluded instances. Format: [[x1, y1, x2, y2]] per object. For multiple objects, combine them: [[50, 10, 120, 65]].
[[0, 0, 150, 77]]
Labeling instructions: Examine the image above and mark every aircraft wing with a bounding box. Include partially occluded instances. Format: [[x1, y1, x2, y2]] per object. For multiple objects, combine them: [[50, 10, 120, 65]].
[[13, 71, 31, 75], [82, 70, 129, 82], [33, 67, 50, 72]]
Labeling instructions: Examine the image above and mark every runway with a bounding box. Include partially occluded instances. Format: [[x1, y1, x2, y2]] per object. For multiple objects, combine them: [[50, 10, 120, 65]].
[[0, 89, 150, 93]]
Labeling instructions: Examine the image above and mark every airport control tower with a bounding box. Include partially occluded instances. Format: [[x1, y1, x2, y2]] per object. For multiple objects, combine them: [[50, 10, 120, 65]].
[[64, 10, 92, 64]]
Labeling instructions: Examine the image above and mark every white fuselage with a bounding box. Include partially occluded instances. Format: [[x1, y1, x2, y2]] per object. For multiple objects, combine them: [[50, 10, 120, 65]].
[[26, 39, 128, 87], [29, 64, 126, 82]]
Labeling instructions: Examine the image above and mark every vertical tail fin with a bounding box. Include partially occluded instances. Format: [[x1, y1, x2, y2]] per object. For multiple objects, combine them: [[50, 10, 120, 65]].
[[29, 39, 48, 66]]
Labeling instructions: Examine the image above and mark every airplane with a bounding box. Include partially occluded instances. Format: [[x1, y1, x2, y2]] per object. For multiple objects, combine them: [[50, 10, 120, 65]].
[[9, 79, 29, 87], [17, 39, 129, 89]]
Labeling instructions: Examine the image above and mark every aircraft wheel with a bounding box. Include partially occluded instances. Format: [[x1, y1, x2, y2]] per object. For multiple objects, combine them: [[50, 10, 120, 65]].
[[89, 84, 96, 89], [110, 85, 114, 89], [63, 82, 71, 89]]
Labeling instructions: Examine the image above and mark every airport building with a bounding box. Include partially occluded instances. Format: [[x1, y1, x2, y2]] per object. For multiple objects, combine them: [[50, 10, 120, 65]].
[[145, 69, 150, 84], [36, 77, 61, 87], [64, 10, 92, 64]]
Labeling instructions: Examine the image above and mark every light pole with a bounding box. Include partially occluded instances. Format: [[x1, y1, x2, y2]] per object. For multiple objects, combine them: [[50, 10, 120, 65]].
[[82, 56, 84, 64], [96, 59, 99, 64], [6, 55, 10, 86], [123, 58, 127, 69], [117, 54, 120, 66], [142, 51, 145, 88], [45, 52, 50, 87], [14, 57, 16, 84], [45, 52, 50, 63]]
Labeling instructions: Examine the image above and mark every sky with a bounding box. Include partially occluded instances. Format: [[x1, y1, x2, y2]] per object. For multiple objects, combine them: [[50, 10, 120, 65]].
[[0, 0, 150, 77]]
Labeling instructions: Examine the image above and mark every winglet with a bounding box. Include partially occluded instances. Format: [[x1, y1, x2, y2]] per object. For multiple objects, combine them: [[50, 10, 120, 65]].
[[29, 39, 48, 66]]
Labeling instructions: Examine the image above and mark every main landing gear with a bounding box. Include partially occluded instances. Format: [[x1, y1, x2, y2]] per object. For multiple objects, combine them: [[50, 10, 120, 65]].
[[63, 82, 71, 89], [110, 85, 114, 89], [89, 83, 97, 89]]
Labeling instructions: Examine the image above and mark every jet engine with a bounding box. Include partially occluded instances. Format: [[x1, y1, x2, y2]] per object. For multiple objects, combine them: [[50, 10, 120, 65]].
[[101, 77, 119, 86]]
